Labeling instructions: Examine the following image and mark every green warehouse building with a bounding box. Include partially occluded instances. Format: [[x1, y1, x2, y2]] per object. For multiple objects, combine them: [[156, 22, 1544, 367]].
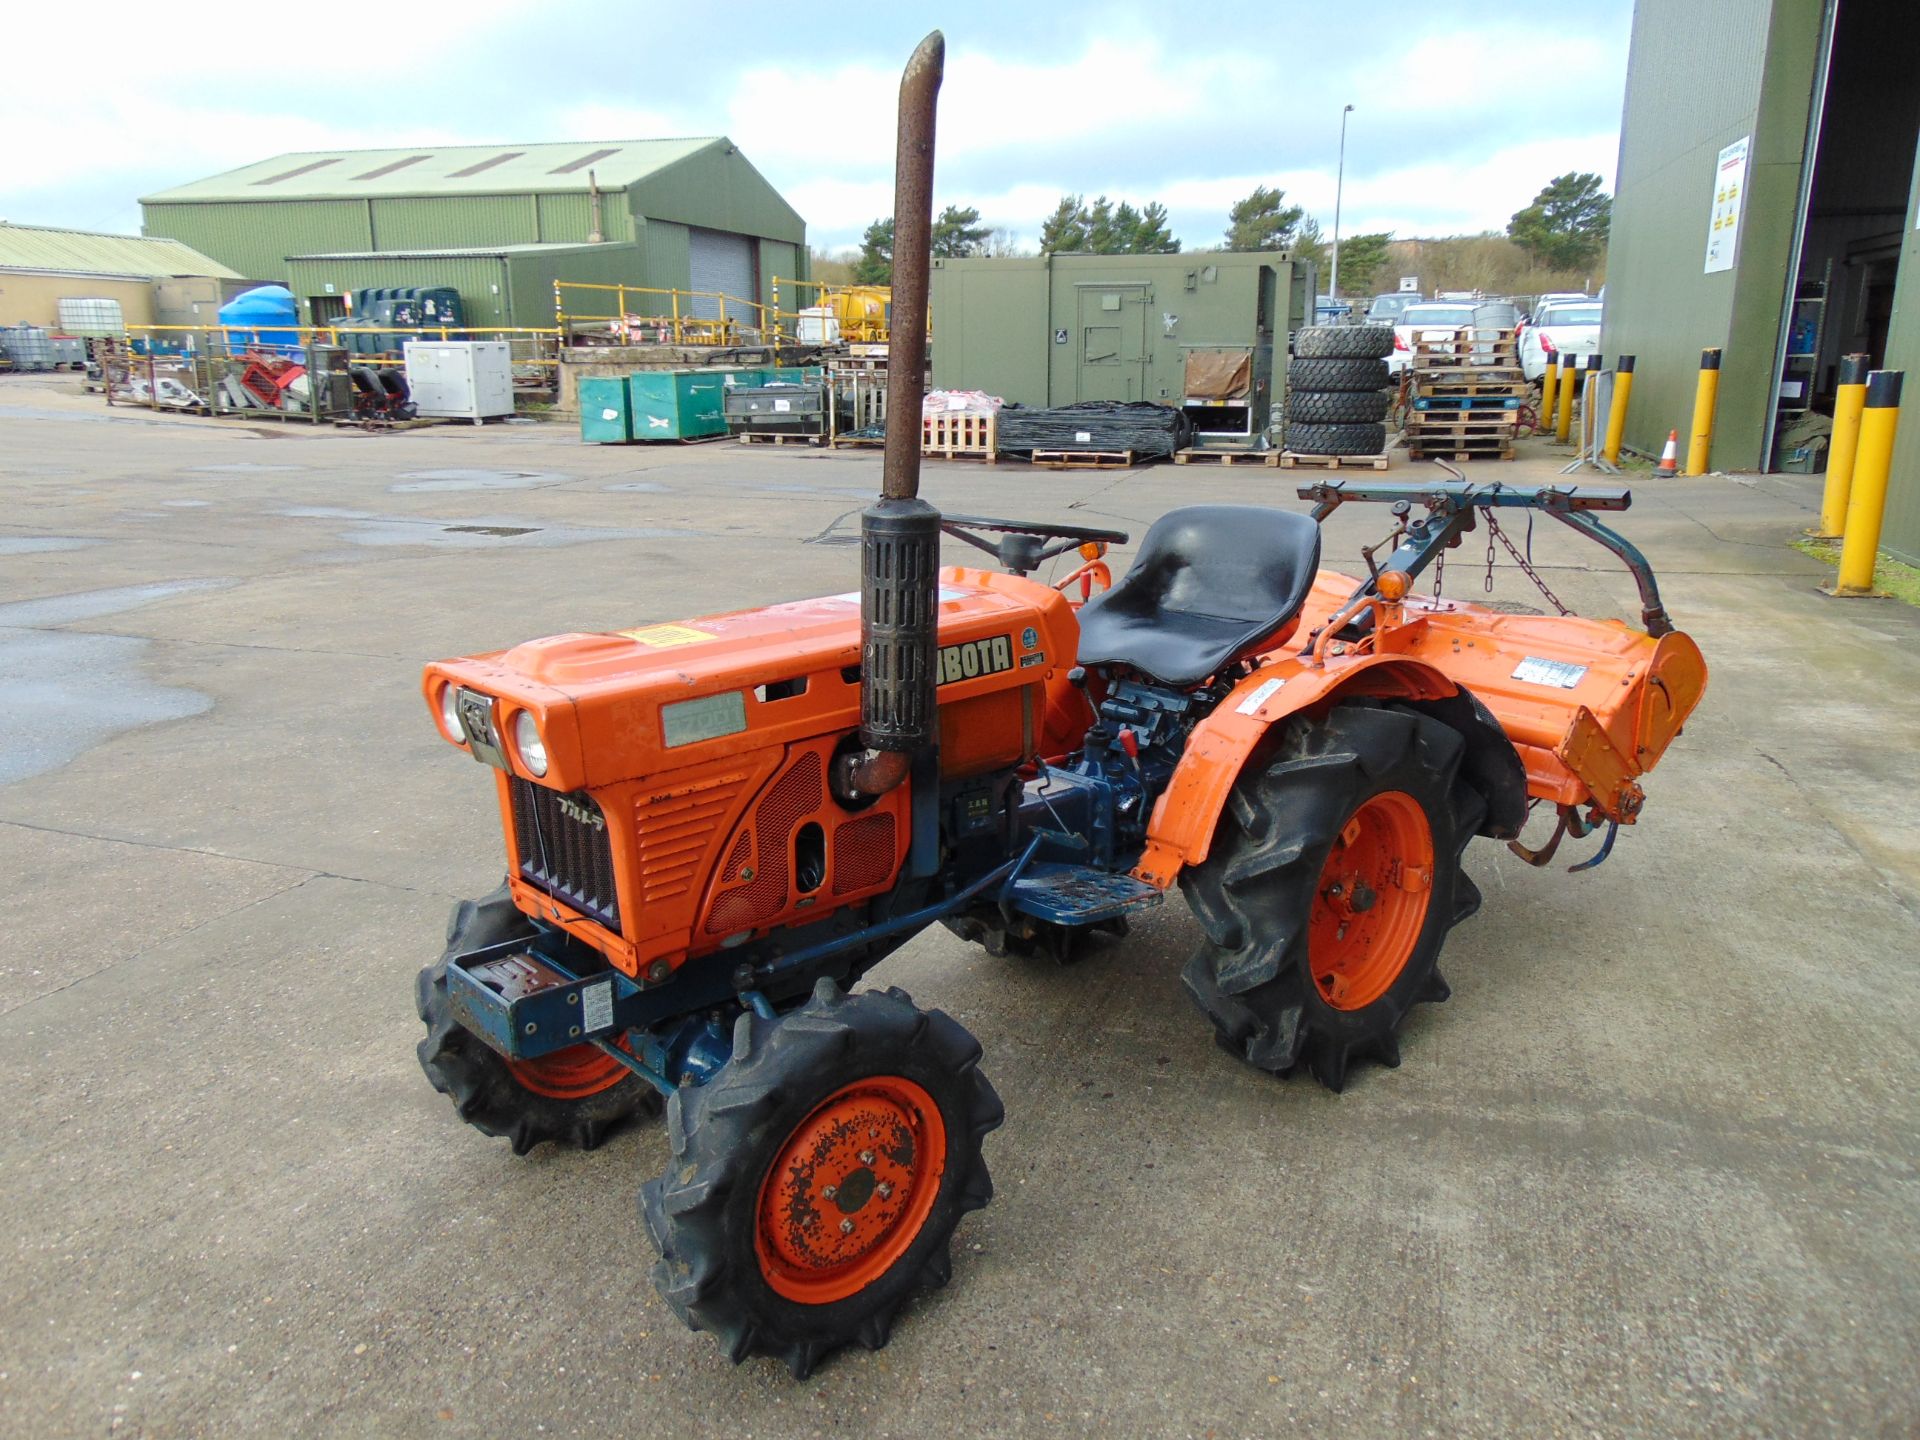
[[1603, 0, 1919, 559], [139, 138, 807, 332]]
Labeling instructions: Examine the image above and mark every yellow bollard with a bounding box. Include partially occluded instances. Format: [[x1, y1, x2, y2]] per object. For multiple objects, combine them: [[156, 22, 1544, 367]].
[[1684, 347, 1721, 475], [1540, 352, 1561, 432], [1603, 354, 1635, 465], [1830, 371, 1904, 595], [1814, 352, 1872, 538], [1555, 348, 1577, 441]]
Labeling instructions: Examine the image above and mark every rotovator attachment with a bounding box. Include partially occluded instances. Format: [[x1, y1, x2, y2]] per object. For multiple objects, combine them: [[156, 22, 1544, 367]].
[[410, 28, 1707, 1385]]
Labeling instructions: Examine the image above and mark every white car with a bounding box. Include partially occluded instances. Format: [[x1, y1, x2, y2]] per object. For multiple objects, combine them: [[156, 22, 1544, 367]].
[[1387, 302, 1477, 374], [1519, 300, 1603, 382]]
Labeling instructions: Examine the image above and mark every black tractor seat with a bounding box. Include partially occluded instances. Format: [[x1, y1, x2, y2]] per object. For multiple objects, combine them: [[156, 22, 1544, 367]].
[[1075, 505, 1322, 686]]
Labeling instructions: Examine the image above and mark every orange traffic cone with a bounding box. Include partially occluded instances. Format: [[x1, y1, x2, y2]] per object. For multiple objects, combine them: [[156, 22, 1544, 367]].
[[1654, 429, 1679, 478]]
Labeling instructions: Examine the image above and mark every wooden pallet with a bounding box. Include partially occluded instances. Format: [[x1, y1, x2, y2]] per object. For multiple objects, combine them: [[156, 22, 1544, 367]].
[[1406, 416, 1522, 434], [736, 430, 826, 446], [1173, 446, 1281, 467], [1278, 450, 1391, 471], [924, 410, 997, 460], [1029, 449, 1136, 470], [1408, 448, 1515, 462]]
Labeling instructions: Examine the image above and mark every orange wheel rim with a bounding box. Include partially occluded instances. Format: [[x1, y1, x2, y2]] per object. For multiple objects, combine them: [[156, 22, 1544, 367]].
[[506, 1039, 630, 1101], [1309, 790, 1435, 1011], [755, 1076, 947, 1305]]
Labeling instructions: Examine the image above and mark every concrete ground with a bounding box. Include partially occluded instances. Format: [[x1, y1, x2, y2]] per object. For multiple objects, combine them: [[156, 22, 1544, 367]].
[[1, 373, 1916, 1440]]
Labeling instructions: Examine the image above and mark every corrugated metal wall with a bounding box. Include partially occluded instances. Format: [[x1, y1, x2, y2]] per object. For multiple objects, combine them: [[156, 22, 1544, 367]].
[[1877, 154, 1920, 563], [1601, 0, 1821, 468], [627, 145, 804, 251], [758, 239, 798, 316], [641, 220, 692, 297], [508, 243, 652, 328], [144, 200, 370, 281], [370, 196, 537, 252]]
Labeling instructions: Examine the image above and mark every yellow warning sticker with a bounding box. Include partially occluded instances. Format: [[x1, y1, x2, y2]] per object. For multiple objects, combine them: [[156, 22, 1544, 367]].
[[620, 623, 716, 648]]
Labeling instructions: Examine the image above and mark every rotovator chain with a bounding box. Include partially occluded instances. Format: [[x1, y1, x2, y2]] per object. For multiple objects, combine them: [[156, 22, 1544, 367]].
[[411, 31, 1708, 1380]]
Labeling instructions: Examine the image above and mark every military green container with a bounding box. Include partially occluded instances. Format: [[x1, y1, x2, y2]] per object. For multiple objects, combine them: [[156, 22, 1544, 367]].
[[579, 375, 635, 443], [627, 370, 727, 440]]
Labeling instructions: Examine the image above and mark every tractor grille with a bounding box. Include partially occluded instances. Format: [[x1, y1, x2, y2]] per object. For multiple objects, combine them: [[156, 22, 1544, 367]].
[[509, 778, 620, 933]]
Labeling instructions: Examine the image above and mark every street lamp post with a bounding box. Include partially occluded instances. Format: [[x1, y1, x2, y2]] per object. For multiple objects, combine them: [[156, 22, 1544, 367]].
[[1331, 103, 1354, 302]]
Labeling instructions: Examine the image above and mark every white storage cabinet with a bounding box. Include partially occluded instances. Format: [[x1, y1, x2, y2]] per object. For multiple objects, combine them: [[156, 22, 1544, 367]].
[[403, 341, 515, 422]]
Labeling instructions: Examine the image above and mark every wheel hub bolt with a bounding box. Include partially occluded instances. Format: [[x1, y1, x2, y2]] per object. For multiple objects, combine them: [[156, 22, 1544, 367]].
[[876, 1181, 893, 1199], [821, 1184, 837, 1199], [1350, 881, 1378, 913], [839, 1219, 855, 1235], [859, 1150, 875, 1165]]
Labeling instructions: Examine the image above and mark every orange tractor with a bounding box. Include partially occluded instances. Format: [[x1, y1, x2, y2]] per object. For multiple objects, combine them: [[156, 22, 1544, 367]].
[[413, 34, 1707, 1378]]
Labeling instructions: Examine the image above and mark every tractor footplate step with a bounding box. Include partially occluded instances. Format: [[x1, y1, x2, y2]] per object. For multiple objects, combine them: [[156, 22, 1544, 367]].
[[1005, 864, 1165, 926]]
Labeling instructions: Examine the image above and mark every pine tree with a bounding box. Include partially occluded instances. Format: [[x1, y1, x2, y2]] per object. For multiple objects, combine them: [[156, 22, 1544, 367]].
[[1507, 173, 1611, 269], [851, 218, 894, 285], [1223, 186, 1305, 252], [931, 205, 991, 259], [1039, 195, 1089, 253]]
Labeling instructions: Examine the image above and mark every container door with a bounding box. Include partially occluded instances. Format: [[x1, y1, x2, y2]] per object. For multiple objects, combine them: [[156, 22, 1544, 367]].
[[1076, 285, 1148, 403]]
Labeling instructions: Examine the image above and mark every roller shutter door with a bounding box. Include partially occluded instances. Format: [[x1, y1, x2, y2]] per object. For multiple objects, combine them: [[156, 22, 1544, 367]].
[[687, 227, 757, 324]]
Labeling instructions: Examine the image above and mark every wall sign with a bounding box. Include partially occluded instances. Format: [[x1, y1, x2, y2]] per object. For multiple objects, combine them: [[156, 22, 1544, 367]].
[[1704, 135, 1750, 274]]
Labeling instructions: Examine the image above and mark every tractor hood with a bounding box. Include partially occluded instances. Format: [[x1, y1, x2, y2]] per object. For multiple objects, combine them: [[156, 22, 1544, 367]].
[[423, 566, 1079, 791]]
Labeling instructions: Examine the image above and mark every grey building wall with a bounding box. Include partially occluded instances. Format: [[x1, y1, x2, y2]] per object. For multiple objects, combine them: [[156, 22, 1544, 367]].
[[1601, 0, 1824, 469], [1878, 155, 1920, 564]]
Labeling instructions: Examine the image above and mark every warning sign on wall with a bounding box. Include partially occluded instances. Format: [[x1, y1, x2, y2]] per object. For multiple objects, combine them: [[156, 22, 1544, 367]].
[[1704, 135, 1750, 274]]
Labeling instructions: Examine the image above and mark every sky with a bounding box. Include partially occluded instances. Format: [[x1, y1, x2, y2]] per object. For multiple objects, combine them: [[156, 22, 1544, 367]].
[[0, 1, 1633, 253]]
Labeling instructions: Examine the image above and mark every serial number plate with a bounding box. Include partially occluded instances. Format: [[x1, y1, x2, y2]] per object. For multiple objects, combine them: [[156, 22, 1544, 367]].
[[1511, 656, 1589, 689], [582, 980, 614, 1032]]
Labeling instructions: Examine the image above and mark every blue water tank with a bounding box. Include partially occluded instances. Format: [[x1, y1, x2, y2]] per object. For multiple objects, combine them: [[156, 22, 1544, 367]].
[[217, 285, 300, 351]]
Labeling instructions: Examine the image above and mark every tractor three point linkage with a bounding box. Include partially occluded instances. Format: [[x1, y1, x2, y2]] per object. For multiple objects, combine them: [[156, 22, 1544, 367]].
[[412, 33, 1707, 1379]]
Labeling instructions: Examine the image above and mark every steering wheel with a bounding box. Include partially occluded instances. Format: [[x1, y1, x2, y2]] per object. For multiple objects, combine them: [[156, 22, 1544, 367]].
[[939, 514, 1129, 577]]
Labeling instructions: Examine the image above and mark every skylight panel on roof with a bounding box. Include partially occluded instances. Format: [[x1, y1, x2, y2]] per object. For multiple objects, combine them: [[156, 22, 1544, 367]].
[[252, 158, 341, 186], [446, 151, 525, 178], [353, 155, 432, 180], [550, 148, 621, 174]]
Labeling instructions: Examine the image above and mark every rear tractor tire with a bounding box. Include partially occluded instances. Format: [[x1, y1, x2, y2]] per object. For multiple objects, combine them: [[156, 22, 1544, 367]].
[[641, 980, 1002, 1378], [1179, 703, 1487, 1091], [415, 882, 659, 1154]]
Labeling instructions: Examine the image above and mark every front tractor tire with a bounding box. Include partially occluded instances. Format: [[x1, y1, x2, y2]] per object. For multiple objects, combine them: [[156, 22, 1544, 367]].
[[415, 883, 659, 1154], [641, 980, 1002, 1379], [1180, 703, 1487, 1091]]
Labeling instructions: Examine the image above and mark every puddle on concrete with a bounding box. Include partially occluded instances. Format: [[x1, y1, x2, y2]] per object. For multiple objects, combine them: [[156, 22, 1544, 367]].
[[0, 579, 236, 785], [276, 506, 694, 548], [0, 537, 101, 556], [0, 579, 236, 628], [390, 468, 571, 493]]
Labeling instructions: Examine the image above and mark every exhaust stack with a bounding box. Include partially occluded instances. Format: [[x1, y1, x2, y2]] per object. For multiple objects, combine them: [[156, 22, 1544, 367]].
[[841, 31, 944, 801]]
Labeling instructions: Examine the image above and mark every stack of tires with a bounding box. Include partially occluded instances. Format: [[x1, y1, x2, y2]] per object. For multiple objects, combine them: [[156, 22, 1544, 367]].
[[1284, 326, 1396, 458]]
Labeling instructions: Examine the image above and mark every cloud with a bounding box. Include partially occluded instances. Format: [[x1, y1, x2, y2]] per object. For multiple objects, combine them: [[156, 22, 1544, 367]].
[[0, 1, 1631, 252]]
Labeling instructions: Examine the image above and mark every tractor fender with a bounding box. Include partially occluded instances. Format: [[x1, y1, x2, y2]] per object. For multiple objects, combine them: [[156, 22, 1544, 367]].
[[1135, 653, 1526, 888]]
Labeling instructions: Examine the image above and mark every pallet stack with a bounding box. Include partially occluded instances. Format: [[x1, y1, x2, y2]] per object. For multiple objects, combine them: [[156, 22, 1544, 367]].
[[1406, 329, 1523, 462]]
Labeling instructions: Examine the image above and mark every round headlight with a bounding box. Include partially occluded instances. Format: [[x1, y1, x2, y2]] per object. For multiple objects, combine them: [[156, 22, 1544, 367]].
[[513, 710, 548, 777], [438, 684, 465, 745]]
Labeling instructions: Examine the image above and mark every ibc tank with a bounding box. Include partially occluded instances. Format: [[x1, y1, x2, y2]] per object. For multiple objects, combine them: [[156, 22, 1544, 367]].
[[1, 325, 54, 371], [217, 285, 300, 351]]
